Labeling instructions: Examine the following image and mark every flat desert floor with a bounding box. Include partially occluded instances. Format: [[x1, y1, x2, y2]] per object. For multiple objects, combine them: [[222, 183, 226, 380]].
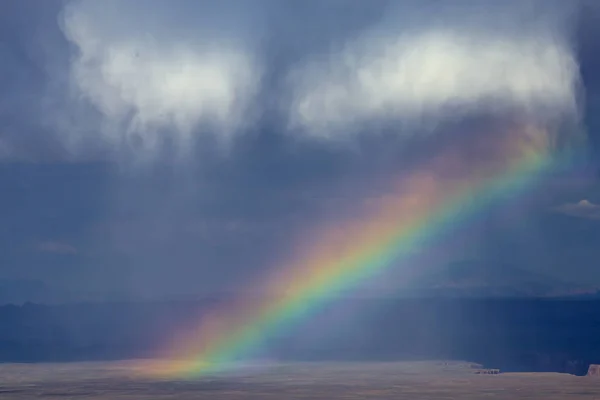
[[0, 360, 598, 399]]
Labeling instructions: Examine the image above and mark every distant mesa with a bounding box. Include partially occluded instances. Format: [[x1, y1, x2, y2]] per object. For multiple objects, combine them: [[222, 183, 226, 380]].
[[587, 364, 600, 377], [436, 361, 500, 375], [473, 369, 500, 375]]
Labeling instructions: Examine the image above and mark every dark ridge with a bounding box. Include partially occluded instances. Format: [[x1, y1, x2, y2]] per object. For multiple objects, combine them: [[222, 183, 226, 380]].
[[0, 298, 599, 375]]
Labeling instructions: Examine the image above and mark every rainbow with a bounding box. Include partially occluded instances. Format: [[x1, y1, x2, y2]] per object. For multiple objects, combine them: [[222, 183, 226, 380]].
[[149, 125, 579, 378]]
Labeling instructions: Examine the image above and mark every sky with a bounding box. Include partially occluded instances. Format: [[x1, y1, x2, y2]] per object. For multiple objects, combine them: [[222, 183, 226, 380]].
[[1, 0, 600, 303]]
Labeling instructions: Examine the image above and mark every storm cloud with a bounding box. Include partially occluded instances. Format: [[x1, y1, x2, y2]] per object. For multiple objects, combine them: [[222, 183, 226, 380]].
[[0, 0, 598, 303], [5, 0, 578, 163], [287, 1, 581, 140]]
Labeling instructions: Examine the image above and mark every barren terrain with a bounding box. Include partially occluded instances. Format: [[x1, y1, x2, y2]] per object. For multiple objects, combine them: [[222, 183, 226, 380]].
[[0, 360, 599, 399]]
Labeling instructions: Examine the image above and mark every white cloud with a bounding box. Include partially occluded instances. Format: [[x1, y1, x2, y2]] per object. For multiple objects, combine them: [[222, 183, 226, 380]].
[[552, 199, 600, 220], [60, 0, 263, 161], [37, 241, 78, 255], [287, 2, 581, 140]]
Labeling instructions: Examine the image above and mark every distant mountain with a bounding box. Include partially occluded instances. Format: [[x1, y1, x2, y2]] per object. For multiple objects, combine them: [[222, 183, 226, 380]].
[[403, 260, 598, 298], [554, 290, 600, 300]]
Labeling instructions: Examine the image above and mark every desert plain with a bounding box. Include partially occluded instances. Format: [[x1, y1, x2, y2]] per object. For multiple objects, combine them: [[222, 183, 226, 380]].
[[0, 360, 599, 399]]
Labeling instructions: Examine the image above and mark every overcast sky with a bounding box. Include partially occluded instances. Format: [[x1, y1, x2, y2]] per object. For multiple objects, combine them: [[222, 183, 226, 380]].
[[1, 0, 600, 303]]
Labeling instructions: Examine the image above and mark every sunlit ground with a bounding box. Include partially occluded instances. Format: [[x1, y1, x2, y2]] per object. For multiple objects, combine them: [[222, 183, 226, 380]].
[[0, 360, 598, 399]]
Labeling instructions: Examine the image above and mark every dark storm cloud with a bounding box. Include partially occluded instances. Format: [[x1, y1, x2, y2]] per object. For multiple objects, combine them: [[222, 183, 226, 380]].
[[0, 0, 598, 302], [0, 0, 586, 163], [0, 0, 69, 161]]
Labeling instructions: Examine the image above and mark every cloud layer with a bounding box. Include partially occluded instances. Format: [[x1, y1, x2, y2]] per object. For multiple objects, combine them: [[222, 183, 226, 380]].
[[40, 0, 583, 163], [288, 31, 579, 138], [286, 1, 581, 139], [59, 0, 264, 162]]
